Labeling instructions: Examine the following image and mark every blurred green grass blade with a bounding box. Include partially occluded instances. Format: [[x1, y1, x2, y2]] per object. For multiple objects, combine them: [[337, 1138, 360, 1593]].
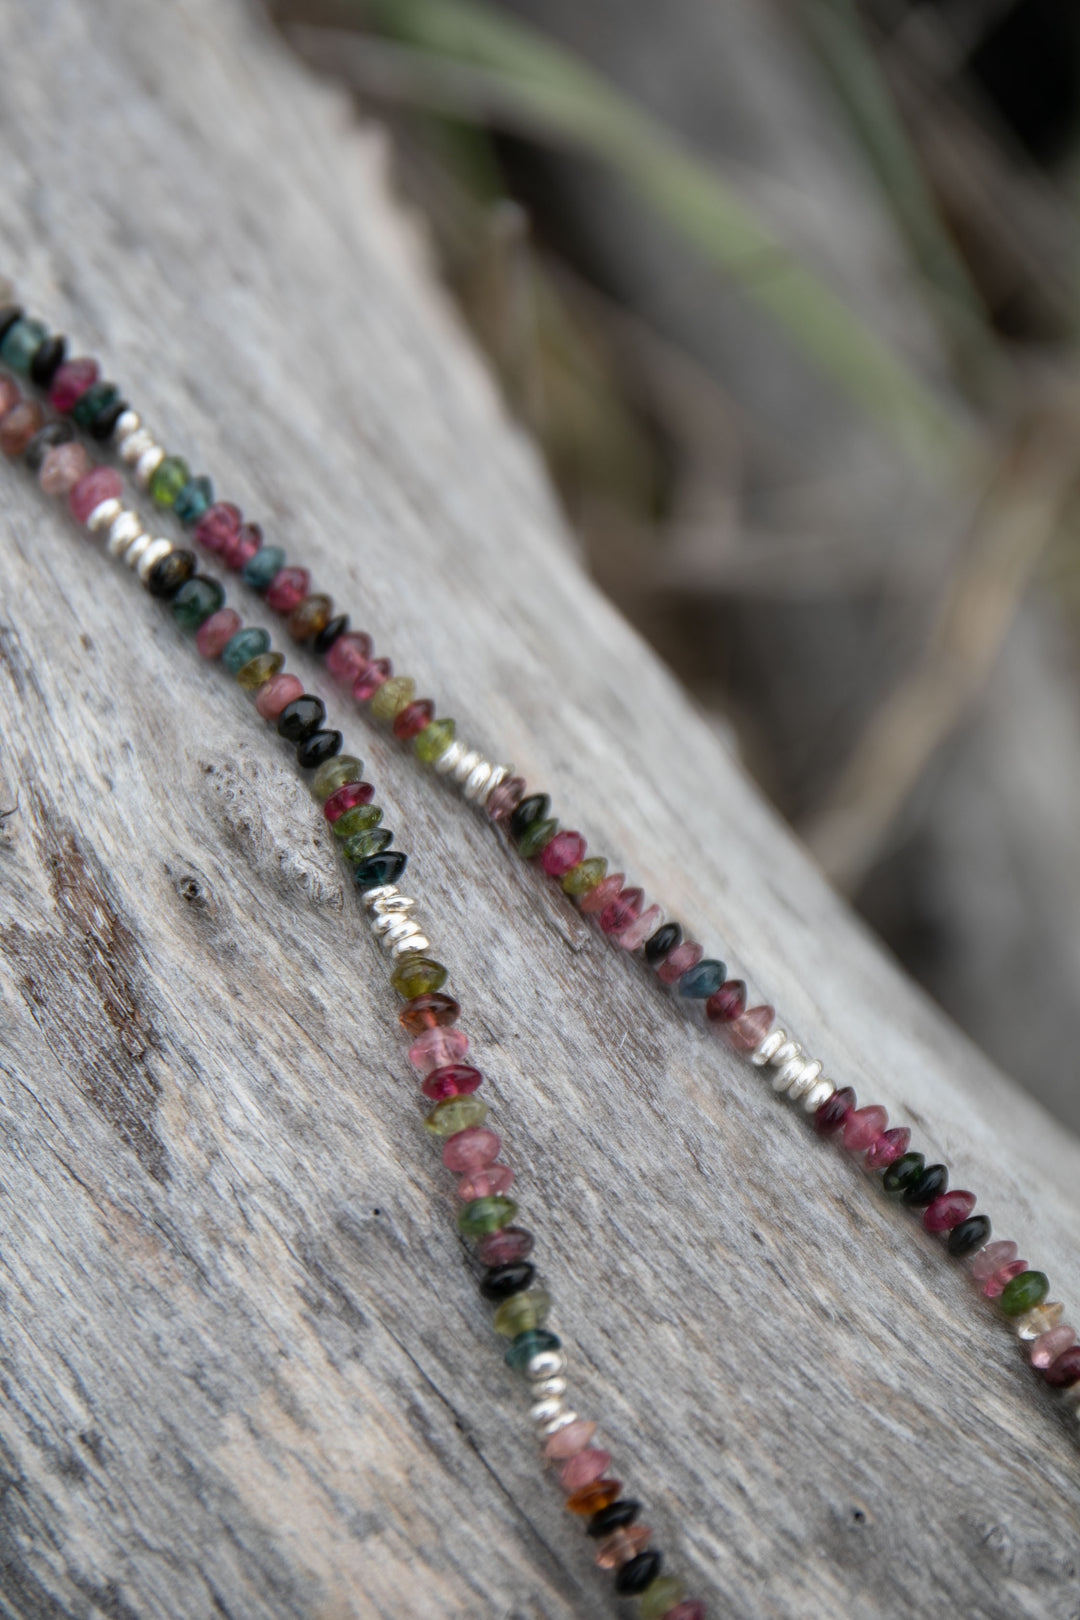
[[355, 0, 974, 466]]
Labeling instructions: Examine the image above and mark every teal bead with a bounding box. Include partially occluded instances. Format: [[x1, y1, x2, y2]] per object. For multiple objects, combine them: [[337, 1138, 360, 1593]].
[[504, 1329, 561, 1372], [242, 545, 286, 590], [173, 475, 214, 525], [1000, 1270, 1049, 1317], [72, 380, 119, 428], [222, 627, 271, 674], [457, 1195, 518, 1236], [354, 851, 408, 888], [0, 317, 48, 375], [172, 577, 225, 631]]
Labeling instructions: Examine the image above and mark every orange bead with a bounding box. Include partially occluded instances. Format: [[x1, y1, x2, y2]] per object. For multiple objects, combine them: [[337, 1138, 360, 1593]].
[[565, 1478, 622, 1516]]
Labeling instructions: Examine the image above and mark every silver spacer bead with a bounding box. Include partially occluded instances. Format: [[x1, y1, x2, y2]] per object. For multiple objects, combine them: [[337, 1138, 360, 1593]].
[[752, 1029, 786, 1067], [119, 426, 155, 466], [477, 763, 509, 805], [525, 1349, 566, 1382], [802, 1077, 836, 1114], [786, 1059, 823, 1101], [371, 894, 414, 916], [136, 537, 174, 583], [529, 1375, 567, 1401], [772, 1055, 808, 1094], [106, 511, 144, 558], [123, 531, 157, 570], [769, 1040, 801, 1069], [86, 497, 123, 534], [134, 444, 165, 488], [452, 748, 482, 786], [391, 934, 430, 957], [536, 1408, 579, 1439], [377, 918, 422, 948], [528, 1396, 566, 1427], [463, 760, 493, 802], [111, 409, 141, 443], [434, 738, 465, 777], [360, 884, 398, 908], [371, 911, 417, 939]]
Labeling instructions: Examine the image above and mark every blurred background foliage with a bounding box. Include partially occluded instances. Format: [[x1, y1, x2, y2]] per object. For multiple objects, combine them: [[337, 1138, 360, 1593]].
[[271, 0, 1080, 1131]]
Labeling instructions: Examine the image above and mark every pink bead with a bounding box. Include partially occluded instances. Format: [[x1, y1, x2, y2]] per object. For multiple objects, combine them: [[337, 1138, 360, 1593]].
[[222, 522, 262, 571], [457, 1163, 514, 1200], [193, 501, 241, 553], [442, 1126, 501, 1172], [599, 887, 643, 936], [487, 775, 525, 822], [421, 1063, 483, 1101], [48, 357, 98, 412], [324, 630, 374, 682], [543, 1419, 596, 1460], [663, 1606, 706, 1620], [68, 466, 122, 525], [705, 980, 746, 1023], [540, 831, 586, 877], [255, 673, 303, 719], [614, 903, 662, 952], [476, 1226, 533, 1265], [195, 608, 243, 660], [38, 441, 92, 495], [0, 375, 22, 415], [578, 873, 625, 915], [866, 1126, 910, 1168], [560, 1448, 611, 1492], [923, 1190, 976, 1232], [353, 657, 393, 701], [984, 1260, 1027, 1298], [323, 781, 374, 822], [264, 566, 310, 612], [1031, 1324, 1076, 1370], [408, 1026, 469, 1073], [656, 940, 703, 984], [970, 1240, 1018, 1280], [841, 1106, 888, 1153], [724, 1005, 775, 1052]]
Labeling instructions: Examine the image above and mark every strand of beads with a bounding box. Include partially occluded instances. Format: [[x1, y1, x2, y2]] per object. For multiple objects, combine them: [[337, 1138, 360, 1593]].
[[0, 356, 705, 1620]]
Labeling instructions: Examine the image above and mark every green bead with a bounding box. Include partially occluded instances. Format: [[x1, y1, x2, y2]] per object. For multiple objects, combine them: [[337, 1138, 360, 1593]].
[[492, 1287, 551, 1337], [882, 1152, 925, 1195], [173, 475, 214, 525], [222, 627, 271, 674], [414, 717, 455, 763], [1000, 1270, 1049, 1317], [340, 811, 385, 856], [424, 1095, 488, 1136], [311, 755, 362, 801], [561, 857, 607, 895], [517, 816, 558, 859], [390, 956, 447, 999], [149, 455, 191, 507], [638, 1578, 686, 1620], [0, 317, 48, 374], [237, 651, 284, 689], [329, 805, 378, 841], [457, 1195, 518, 1237], [71, 380, 119, 428], [337, 826, 392, 859], [504, 1329, 561, 1372], [370, 674, 416, 721], [172, 577, 225, 631]]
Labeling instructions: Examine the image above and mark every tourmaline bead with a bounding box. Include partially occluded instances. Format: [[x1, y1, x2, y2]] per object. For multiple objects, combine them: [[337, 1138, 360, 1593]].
[[194, 501, 241, 554], [971, 1240, 1017, 1280], [560, 1449, 611, 1492], [265, 566, 310, 613], [222, 626, 271, 674], [173, 476, 214, 526], [147, 549, 197, 597], [38, 441, 92, 495], [705, 979, 747, 1023], [493, 1286, 550, 1336], [724, 1005, 775, 1051], [615, 1552, 663, 1596], [296, 730, 342, 769], [371, 674, 416, 722], [1031, 1325, 1076, 1369], [353, 658, 392, 700], [948, 1214, 991, 1257], [392, 956, 448, 998], [476, 1225, 533, 1265], [195, 608, 243, 660], [29, 334, 66, 388], [544, 1419, 597, 1461], [442, 1126, 500, 1172], [480, 1262, 536, 1303], [587, 1500, 640, 1538], [656, 940, 702, 984], [866, 1127, 911, 1169], [242, 544, 286, 589], [313, 614, 350, 656], [562, 857, 607, 896], [238, 652, 285, 689], [842, 1106, 888, 1153], [923, 1190, 976, 1232], [506, 1329, 562, 1373], [1017, 1301, 1063, 1340], [311, 754, 363, 800], [0, 316, 48, 373], [679, 958, 726, 998], [509, 793, 550, 840], [288, 592, 333, 641], [662, 1606, 706, 1620], [487, 775, 526, 822], [408, 1025, 468, 1073], [984, 1260, 1028, 1298], [24, 420, 75, 474], [325, 630, 373, 684], [518, 817, 559, 859], [88, 399, 129, 442], [639, 1578, 686, 1620], [414, 718, 455, 763], [540, 830, 586, 877], [424, 1095, 488, 1137], [258, 676, 314, 723], [72, 380, 118, 429], [421, 1063, 482, 1101], [901, 1164, 948, 1207], [222, 523, 262, 572], [600, 887, 644, 936], [277, 695, 325, 741], [881, 1152, 925, 1194], [339, 825, 391, 857], [323, 781, 374, 822], [592, 1523, 651, 1569], [68, 465, 121, 523], [459, 1164, 515, 1201], [814, 1086, 856, 1136], [0, 373, 21, 415], [0, 399, 44, 455], [172, 577, 225, 631], [149, 455, 190, 506], [1000, 1270, 1048, 1316], [615, 904, 663, 952], [460, 1196, 518, 1237], [579, 872, 625, 915], [399, 992, 460, 1033], [393, 699, 435, 740], [644, 922, 681, 966], [353, 850, 408, 888], [1044, 1345, 1080, 1387], [49, 356, 98, 411]]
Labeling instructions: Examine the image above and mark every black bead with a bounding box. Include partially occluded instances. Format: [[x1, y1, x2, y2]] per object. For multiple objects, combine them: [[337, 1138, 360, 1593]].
[[644, 921, 682, 964], [146, 549, 197, 598], [586, 1499, 640, 1538], [296, 729, 342, 770], [313, 614, 349, 656], [479, 1262, 536, 1302], [88, 398, 129, 441], [614, 1551, 662, 1596], [0, 305, 23, 343], [277, 696, 326, 743], [508, 793, 550, 840], [29, 333, 66, 388], [23, 420, 74, 473], [901, 1163, 948, 1207], [881, 1151, 925, 1195], [948, 1214, 991, 1257]]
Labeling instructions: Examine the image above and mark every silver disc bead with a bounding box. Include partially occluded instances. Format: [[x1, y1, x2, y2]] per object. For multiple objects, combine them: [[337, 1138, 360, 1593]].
[[802, 1078, 836, 1113], [525, 1349, 566, 1382], [536, 1408, 579, 1439], [106, 511, 144, 558], [86, 496, 123, 534], [360, 884, 398, 908], [391, 935, 430, 958], [787, 1059, 823, 1101], [752, 1029, 786, 1067], [111, 409, 140, 443], [118, 426, 155, 466], [136, 537, 174, 583], [134, 444, 165, 488]]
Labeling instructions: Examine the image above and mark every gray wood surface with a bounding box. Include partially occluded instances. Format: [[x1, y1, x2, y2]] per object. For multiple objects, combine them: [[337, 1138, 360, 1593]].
[[0, 3, 1078, 1617]]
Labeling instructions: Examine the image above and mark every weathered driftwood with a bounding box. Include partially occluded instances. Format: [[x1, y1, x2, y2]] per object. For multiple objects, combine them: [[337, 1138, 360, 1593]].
[[0, 3, 1078, 1616]]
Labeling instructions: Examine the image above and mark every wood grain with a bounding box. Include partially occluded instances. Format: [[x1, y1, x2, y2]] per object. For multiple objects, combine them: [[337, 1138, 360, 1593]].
[[0, 2, 1078, 1616]]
